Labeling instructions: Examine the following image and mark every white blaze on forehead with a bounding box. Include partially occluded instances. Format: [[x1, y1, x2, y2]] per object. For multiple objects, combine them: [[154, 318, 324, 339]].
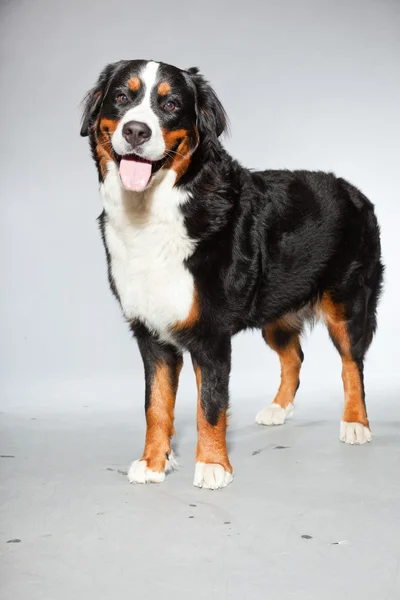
[[140, 61, 160, 108], [111, 60, 166, 162]]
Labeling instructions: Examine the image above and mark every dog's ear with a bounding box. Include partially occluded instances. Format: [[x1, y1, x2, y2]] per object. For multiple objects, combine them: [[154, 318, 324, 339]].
[[186, 67, 229, 155], [80, 62, 120, 137]]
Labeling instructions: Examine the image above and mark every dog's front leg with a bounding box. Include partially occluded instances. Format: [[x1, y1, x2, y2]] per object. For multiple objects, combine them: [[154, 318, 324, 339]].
[[128, 325, 183, 484], [191, 336, 233, 490]]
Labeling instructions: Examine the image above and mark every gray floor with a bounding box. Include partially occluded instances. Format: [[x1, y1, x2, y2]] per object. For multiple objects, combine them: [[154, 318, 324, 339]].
[[1, 395, 400, 600]]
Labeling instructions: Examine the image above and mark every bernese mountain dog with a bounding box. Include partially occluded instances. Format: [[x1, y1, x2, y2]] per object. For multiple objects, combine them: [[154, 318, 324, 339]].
[[80, 60, 384, 490]]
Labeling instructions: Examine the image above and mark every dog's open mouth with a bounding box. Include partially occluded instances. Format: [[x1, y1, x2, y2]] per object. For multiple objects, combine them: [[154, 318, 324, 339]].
[[117, 154, 166, 192]]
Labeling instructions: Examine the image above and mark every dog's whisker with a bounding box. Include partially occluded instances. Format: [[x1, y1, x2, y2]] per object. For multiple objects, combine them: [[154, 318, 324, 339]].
[[165, 149, 186, 159]]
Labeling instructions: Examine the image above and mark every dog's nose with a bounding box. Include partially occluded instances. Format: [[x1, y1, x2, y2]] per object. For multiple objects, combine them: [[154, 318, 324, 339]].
[[122, 121, 152, 147]]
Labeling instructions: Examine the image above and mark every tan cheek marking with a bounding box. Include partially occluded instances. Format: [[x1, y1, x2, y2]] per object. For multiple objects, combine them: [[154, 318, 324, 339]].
[[162, 127, 198, 181], [141, 361, 182, 472], [128, 77, 141, 91], [99, 118, 118, 134], [95, 118, 119, 179], [162, 128, 188, 150], [194, 365, 232, 472], [95, 144, 111, 180], [158, 81, 171, 96]]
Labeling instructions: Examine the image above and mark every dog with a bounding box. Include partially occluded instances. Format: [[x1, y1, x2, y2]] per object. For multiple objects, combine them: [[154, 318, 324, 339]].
[[80, 59, 384, 489]]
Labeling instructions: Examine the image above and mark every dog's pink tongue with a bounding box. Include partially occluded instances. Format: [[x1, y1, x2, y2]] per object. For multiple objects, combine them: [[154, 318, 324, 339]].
[[119, 157, 152, 191]]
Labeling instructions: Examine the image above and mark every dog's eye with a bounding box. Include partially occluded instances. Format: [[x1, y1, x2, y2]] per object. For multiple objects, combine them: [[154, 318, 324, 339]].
[[117, 94, 128, 104], [164, 101, 176, 111]]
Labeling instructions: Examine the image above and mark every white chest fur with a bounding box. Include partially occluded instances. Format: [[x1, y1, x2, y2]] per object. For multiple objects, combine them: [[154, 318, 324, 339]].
[[100, 164, 196, 344]]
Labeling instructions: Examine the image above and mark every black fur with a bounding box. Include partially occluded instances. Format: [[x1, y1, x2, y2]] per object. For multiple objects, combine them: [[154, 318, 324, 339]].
[[133, 321, 182, 413], [81, 60, 384, 479], [180, 166, 383, 334]]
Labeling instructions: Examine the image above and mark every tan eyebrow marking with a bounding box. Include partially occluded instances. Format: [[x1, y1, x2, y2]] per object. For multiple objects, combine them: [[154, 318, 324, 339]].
[[128, 77, 141, 91], [158, 81, 171, 96]]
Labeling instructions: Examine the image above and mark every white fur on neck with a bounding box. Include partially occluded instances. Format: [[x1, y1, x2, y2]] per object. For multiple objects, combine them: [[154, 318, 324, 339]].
[[100, 162, 195, 345]]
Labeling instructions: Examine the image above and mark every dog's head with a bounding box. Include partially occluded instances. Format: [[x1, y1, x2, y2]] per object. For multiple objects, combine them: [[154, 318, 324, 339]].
[[80, 60, 228, 190]]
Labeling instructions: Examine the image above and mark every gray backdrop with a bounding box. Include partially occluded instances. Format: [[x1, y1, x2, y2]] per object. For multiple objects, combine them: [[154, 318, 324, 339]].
[[1, 0, 399, 412]]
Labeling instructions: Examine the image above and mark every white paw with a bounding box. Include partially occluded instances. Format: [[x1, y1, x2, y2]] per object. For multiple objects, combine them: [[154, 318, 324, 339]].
[[193, 462, 233, 490], [340, 421, 372, 445], [128, 452, 177, 484], [256, 403, 294, 426]]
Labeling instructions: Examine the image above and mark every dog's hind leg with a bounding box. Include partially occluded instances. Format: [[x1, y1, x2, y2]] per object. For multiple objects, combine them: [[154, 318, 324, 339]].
[[321, 292, 374, 444], [256, 318, 304, 426]]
